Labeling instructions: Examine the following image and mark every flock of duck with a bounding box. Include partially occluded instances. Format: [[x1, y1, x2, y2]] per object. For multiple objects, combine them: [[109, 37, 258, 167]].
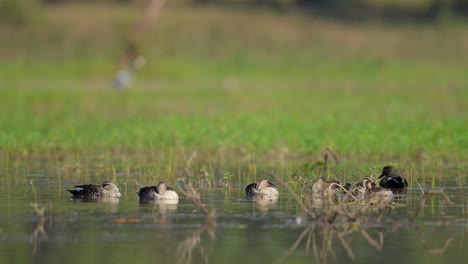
[[67, 165, 408, 204]]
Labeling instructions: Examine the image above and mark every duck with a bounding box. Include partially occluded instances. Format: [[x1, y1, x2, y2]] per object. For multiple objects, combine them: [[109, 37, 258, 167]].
[[137, 181, 179, 200], [311, 178, 342, 201], [245, 179, 279, 197], [68, 182, 121, 199], [345, 182, 366, 201], [362, 176, 393, 203], [378, 165, 408, 190]]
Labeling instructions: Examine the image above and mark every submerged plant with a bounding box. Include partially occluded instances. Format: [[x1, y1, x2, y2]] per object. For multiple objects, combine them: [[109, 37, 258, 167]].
[[30, 182, 49, 255], [177, 178, 217, 225], [176, 178, 217, 264]]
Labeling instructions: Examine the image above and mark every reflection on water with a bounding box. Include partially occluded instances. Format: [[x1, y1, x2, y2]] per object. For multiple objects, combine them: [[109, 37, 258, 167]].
[[177, 223, 216, 264], [0, 173, 466, 264], [139, 199, 179, 224], [70, 197, 121, 204], [70, 197, 120, 214], [248, 195, 279, 213]]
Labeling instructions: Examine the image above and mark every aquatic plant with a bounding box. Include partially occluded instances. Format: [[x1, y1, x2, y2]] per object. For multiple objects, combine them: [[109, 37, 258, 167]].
[[177, 178, 217, 225], [176, 179, 217, 264]]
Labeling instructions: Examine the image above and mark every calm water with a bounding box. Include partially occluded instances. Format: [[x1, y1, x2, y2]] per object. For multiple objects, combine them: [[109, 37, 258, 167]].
[[0, 172, 467, 264]]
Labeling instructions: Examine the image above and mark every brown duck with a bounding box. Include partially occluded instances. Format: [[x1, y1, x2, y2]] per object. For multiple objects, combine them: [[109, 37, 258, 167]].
[[68, 182, 121, 199]]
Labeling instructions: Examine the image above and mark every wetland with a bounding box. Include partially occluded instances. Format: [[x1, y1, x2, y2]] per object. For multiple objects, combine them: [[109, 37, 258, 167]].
[[0, 2, 467, 263]]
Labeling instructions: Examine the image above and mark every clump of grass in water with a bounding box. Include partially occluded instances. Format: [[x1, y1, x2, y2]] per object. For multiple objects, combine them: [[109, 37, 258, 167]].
[[273, 198, 386, 263], [273, 168, 458, 263], [177, 178, 217, 225], [284, 147, 341, 199], [271, 168, 403, 263]]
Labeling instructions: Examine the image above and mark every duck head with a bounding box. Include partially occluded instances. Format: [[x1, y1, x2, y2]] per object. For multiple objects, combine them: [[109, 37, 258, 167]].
[[312, 178, 326, 191], [327, 180, 341, 190], [156, 181, 168, 195], [101, 182, 121, 198], [344, 183, 352, 191], [256, 179, 270, 191], [362, 177, 376, 190], [379, 165, 395, 179], [102, 182, 119, 191]]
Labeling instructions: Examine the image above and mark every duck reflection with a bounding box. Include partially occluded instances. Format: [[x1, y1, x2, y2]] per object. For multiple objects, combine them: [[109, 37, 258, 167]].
[[139, 199, 179, 223], [69, 197, 120, 214], [139, 198, 179, 205], [248, 195, 279, 213]]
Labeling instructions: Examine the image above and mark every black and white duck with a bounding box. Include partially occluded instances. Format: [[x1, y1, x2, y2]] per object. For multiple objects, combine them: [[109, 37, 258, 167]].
[[137, 181, 179, 200], [378, 165, 408, 191]]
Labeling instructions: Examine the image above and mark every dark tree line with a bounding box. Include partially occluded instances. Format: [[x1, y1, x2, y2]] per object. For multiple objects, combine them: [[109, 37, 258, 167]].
[[192, 0, 468, 19], [3, 0, 468, 25], [36, 0, 468, 17]]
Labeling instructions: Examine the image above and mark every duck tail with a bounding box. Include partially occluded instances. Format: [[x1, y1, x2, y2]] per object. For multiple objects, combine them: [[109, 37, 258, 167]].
[[68, 189, 79, 196], [403, 178, 409, 187]]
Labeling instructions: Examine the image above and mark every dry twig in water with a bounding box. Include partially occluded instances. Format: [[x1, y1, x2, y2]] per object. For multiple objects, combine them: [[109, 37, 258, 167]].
[[30, 202, 49, 255], [176, 179, 217, 264], [177, 179, 217, 225]]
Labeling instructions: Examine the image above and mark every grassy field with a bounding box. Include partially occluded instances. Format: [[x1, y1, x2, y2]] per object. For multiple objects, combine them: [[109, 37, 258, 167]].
[[0, 3, 467, 183]]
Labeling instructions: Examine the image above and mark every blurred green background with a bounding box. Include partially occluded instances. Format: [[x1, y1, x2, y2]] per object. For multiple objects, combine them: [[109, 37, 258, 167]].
[[0, 0, 467, 172]]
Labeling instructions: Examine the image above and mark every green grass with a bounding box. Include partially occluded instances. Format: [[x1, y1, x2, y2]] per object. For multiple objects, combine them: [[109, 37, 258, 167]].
[[0, 4, 467, 182]]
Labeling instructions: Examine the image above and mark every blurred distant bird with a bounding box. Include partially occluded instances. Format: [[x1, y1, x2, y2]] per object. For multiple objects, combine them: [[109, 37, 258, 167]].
[[113, 42, 146, 89], [113, 51, 146, 89], [113, 68, 133, 89], [113, 0, 165, 89]]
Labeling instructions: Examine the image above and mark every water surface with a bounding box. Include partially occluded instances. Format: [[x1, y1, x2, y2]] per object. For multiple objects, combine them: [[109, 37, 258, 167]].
[[0, 172, 466, 264]]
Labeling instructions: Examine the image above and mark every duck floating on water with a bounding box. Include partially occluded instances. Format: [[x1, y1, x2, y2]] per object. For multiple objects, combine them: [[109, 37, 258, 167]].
[[137, 181, 179, 200], [378, 165, 408, 190], [363, 176, 393, 203], [245, 179, 279, 197], [345, 181, 366, 201], [68, 182, 122, 199], [311, 178, 342, 202], [345, 177, 393, 203]]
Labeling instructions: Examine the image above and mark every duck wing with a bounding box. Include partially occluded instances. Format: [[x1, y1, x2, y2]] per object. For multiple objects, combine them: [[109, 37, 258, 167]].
[[245, 182, 257, 197], [68, 184, 101, 197], [137, 186, 159, 198], [387, 176, 408, 188], [267, 181, 278, 189]]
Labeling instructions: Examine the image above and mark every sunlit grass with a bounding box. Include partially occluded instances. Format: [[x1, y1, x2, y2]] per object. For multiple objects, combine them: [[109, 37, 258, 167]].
[[0, 4, 466, 184]]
